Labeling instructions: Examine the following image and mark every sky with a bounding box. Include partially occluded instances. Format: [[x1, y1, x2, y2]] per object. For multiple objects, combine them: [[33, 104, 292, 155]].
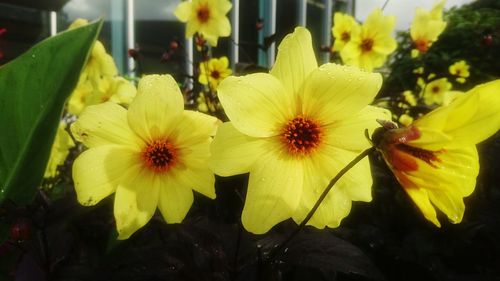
[[355, 0, 475, 30]]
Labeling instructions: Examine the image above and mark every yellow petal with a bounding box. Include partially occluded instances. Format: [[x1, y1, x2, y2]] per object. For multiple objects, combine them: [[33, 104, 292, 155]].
[[210, 122, 267, 176], [174, 1, 191, 22], [73, 145, 140, 206], [241, 149, 303, 234], [300, 63, 382, 124], [428, 189, 465, 224], [127, 75, 184, 141], [270, 27, 317, 97], [71, 102, 143, 148], [114, 169, 159, 239], [171, 110, 220, 147], [404, 186, 441, 227], [217, 73, 294, 137], [158, 175, 194, 223], [325, 105, 390, 151]]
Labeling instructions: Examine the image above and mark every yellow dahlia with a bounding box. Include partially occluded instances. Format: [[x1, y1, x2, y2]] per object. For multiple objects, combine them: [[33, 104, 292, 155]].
[[374, 80, 500, 226], [449, 60, 470, 84], [199, 56, 232, 90], [44, 122, 75, 178], [210, 27, 390, 234], [331, 12, 360, 52], [340, 9, 397, 71], [174, 0, 232, 47], [410, 2, 447, 55], [423, 78, 452, 105], [71, 75, 220, 239]]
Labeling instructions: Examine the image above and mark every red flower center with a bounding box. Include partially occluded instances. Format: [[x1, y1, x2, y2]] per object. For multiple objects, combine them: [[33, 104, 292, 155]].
[[142, 140, 177, 173], [282, 116, 322, 155], [414, 39, 429, 53], [196, 5, 210, 23], [211, 70, 220, 79], [341, 32, 351, 42], [431, 86, 440, 93], [360, 38, 374, 52]]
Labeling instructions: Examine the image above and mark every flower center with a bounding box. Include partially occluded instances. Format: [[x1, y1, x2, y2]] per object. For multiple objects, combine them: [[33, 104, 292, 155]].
[[360, 38, 374, 52], [142, 140, 177, 173], [282, 116, 322, 155], [196, 5, 210, 23], [431, 86, 440, 93], [414, 39, 429, 53], [211, 70, 220, 79], [341, 32, 351, 42]]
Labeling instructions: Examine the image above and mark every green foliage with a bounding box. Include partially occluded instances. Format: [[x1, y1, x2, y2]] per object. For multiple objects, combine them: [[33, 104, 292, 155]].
[[382, 0, 500, 97], [0, 20, 102, 204]]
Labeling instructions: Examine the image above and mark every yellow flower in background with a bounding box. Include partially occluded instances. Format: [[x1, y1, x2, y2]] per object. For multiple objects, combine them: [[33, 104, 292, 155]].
[[403, 91, 417, 106], [341, 9, 397, 71], [374, 80, 500, 227], [423, 78, 452, 105], [67, 19, 135, 116], [210, 27, 390, 234], [199, 56, 232, 89], [331, 13, 360, 52], [71, 75, 220, 239], [174, 0, 232, 47], [398, 114, 414, 127], [449, 60, 470, 80], [44, 122, 75, 178], [410, 1, 447, 55]]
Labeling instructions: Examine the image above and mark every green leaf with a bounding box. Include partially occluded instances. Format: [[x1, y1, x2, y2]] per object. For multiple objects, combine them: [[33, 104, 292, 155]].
[[0, 20, 103, 204]]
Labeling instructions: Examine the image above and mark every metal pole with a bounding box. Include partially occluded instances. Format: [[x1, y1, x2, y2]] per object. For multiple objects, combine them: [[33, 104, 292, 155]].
[[266, 0, 277, 69], [297, 0, 307, 26], [126, 0, 135, 77], [321, 0, 332, 63], [111, 0, 125, 74], [230, 0, 239, 70], [49, 11, 57, 36], [185, 38, 194, 90]]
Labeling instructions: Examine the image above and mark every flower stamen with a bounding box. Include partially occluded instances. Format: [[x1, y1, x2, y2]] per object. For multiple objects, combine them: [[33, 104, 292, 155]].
[[360, 38, 374, 52], [196, 5, 210, 23], [282, 116, 322, 155], [142, 140, 177, 173]]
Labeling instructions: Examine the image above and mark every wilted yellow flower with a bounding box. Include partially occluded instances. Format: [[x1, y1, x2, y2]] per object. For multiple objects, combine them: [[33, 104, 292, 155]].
[[410, 1, 447, 55], [449, 60, 470, 78], [44, 122, 75, 178], [71, 75, 220, 239], [341, 9, 397, 71], [199, 56, 232, 89], [332, 13, 360, 52], [423, 78, 452, 105], [210, 27, 390, 234], [374, 80, 500, 226], [174, 0, 232, 47]]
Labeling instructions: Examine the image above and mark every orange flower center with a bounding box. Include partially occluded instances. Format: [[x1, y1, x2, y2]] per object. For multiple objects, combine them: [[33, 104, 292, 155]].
[[414, 39, 429, 53], [196, 5, 210, 23], [211, 70, 220, 79], [142, 140, 177, 173], [282, 116, 322, 155], [341, 32, 351, 42], [360, 38, 374, 52], [431, 86, 440, 93]]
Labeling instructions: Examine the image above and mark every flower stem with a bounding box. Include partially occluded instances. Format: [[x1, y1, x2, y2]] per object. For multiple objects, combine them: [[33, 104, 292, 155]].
[[268, 146, 376, 261]]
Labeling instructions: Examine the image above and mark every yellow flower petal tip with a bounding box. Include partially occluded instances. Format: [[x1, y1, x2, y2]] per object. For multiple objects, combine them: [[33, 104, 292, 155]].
[[374, 79, 500, 226], [72, 74, 219, 239], [340, 8, 397, 71], [174, 0, 232, 47], [211, 27, 390, 234]]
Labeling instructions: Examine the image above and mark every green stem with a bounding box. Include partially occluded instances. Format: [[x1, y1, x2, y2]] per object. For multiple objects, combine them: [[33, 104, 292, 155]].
[[268, 146, 376, 261]]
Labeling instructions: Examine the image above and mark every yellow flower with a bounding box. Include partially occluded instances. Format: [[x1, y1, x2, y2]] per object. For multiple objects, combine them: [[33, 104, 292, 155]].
[[199, 56, 232, 89], [423, 78, 452, 105], [210, 27, 390, 234], [374, 80, 500, 226], [340, 9, 397, 71], [410, 2, 447, 54], [412, 67, 424, 75], [71, 75, 220, 239], [331, 13, 360, 52], [403, 90, 417, 106], [449, 60, 470, 78], [174, 0, 232, 47], [44, 122, 75, 178], [398, 114, 414, 127]]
